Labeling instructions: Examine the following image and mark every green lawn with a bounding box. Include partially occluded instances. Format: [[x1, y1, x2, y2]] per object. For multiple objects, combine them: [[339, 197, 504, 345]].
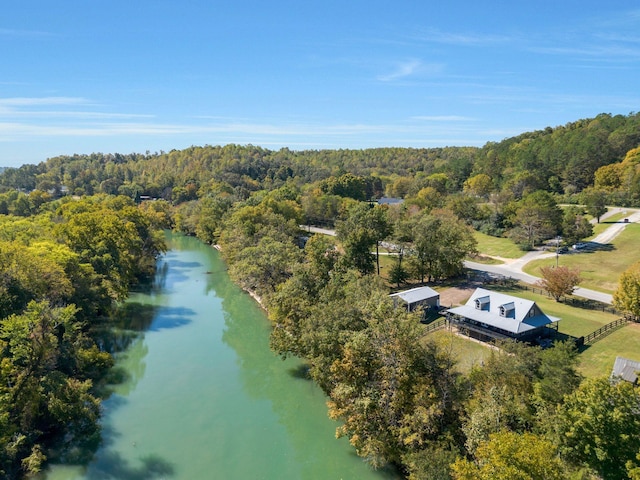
[[428, 328, 493, 372], [523, 223, 640, 293], [494, 286, 618, 337], [577, 323, 640, 378], [491, 285, 640, 378], [473, 231, 523, 259]]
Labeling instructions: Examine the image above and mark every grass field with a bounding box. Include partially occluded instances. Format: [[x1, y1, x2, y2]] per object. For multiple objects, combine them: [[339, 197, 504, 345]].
[[523, 223, 640, 293], [428, 328, 493, 372], [487, 285, 640, 378], [577, 322, 640, 378], [473, 231, 523, 259], [497, 287, 619, 337]]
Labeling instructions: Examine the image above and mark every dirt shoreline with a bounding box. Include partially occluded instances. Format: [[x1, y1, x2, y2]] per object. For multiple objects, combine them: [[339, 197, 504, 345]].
[[214, 243, 266, 309]]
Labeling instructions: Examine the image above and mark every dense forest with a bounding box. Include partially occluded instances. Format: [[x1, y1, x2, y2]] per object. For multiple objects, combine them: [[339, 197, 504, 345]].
[[1, 112, 640, 479]]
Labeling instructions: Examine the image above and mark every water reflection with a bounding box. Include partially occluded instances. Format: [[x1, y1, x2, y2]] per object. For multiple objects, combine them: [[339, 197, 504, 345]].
[[207, 244, 399, 479], [42, 234, 397, 480]]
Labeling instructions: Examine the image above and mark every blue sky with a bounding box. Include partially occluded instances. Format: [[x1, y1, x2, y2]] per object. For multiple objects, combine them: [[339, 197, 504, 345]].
[[1, 1, 639, 167]]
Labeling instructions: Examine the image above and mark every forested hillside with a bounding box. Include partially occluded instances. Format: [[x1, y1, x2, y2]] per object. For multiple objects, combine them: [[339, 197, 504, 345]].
[[1, 112, 640, 479], [1, 112, 639, 206]]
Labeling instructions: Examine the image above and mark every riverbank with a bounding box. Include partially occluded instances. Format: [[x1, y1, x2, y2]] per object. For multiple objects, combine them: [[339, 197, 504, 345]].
[[43, 233, 396, 480], [213, 243, 266, 308]]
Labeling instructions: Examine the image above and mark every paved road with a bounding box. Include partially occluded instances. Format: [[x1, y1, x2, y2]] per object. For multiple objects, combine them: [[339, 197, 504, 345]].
[[463, 260, 614, 304], [304, 208, 640, 306], [464, 208, 640, 305]]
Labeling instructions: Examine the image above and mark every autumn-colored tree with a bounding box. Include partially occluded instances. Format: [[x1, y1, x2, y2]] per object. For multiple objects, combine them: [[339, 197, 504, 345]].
[[463, 173, 493, 198], [451, 431, 566, 480], [328, 300, 460, 468], [536, 265, 581, 302], [628, 451, 640, 480], [613, 261, 640, 320]]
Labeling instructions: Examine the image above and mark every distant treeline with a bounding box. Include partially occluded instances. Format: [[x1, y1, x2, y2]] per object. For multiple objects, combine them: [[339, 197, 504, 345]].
[[1, 112, 639, 205], [1, 112, 640, 479]]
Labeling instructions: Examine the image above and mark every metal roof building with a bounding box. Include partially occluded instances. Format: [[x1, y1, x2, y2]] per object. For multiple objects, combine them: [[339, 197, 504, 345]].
[[611, 356, 640, 384]]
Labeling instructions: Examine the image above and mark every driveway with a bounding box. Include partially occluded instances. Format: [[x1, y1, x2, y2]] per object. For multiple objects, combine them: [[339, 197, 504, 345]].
[[465, 208, 640, 305], [303, 208, 639, 306]]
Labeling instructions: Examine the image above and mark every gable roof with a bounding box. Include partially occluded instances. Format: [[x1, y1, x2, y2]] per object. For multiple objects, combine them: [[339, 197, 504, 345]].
[[612, 356, 640, 383], [446, 287, 559, 335], [390, 286, 439, 305]]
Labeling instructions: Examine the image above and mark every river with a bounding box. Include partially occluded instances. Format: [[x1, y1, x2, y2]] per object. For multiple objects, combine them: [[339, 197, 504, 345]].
[[42, 233, 398, 480]]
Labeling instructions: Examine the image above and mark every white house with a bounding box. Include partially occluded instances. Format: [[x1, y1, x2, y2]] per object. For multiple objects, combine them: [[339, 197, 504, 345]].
[[446, 287, 560, 343]]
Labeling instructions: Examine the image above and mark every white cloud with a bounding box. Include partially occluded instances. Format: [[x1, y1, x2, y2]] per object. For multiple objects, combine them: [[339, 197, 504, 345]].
[[0, 28, 51, 37], [413, 28, 512, 46], [0, 97, 88, 107], [411, 115, 475, 122], [377, 60, 443, 82]]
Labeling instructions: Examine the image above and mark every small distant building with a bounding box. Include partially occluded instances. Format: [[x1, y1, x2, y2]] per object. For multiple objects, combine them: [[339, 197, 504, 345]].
[[446, 288, 560, 343], [611, 356, 640, 385], [390, 286, 440, 312], [377, 197, 404, 206]]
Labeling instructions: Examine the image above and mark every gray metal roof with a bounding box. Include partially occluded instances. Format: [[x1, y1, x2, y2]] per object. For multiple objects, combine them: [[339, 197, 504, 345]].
[[390, 286, 439, 305], [446, 287, 559, 335], [612, 356, 640, 383]]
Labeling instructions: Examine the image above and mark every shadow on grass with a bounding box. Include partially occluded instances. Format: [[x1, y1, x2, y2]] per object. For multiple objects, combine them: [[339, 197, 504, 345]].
[[579, 241, 615, 252]]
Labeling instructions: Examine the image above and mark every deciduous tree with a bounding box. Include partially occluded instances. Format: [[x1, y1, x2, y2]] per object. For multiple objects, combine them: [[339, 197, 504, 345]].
[[463, 173, 493, 198], [536, 265, 581, 302], [613, 261, 640, 320], [582, 187, 608, 223], [336, 203, 392, 275], [451, 431, 566, 480], [328, 300, 460, 468], [555, 377, 640, 479]]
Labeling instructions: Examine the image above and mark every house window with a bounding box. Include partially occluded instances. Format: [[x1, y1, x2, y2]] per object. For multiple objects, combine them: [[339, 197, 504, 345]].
[[499, 302, 514, 317], [475, 296, 490, 310]]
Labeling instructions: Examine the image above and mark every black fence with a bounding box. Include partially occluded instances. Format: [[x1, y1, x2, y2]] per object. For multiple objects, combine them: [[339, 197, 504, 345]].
[[423, 317, 447, 334], [474, 271, 621, 316], [579, 317, 631, 346]]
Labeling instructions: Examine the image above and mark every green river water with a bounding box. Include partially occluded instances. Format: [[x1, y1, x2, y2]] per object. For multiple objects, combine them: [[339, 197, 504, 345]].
[[42, 234, 399, 480]]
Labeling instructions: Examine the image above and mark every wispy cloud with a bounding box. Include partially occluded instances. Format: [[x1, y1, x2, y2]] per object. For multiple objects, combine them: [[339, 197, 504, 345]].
[[411, 115, 475, 122], [0, 28, 51, 37], [413, 28, 512, 46], [377, 60, 443, 82], [0, 97, 88, 107], [0, 121, 395, 139], [0, 97, 153, 121], [530, 44, 640, 60], [3, 111, 155, 120]]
